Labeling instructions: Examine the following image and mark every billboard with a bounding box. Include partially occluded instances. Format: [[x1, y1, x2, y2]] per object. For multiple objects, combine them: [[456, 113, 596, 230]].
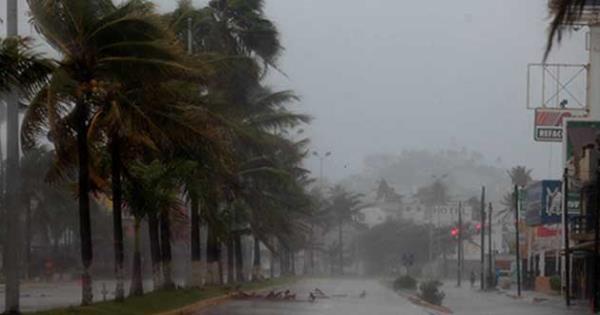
[[534, 108, 587, 142], [524, 180, 562, 226]]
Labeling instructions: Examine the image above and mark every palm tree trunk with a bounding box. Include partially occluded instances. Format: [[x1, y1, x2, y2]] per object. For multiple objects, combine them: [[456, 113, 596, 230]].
[[290, 251, 296, 276], [227, 237, 235, 284], [129, 218, 144, 296], [160, 211, 174, 289], [148, 214, 162, 290], [206, 225, 220, 285], [338, 220, 343, 276], [269, 246, 275, 279], [25, 199, 32, 280], [280, 247, 288, 276], [234, 233, 245, 282], [252, 237, 261, 281], [190, 193, 202, 287], [110, 137, 125, 301], [218, 244, 224, 285], [77, 99, 93, 305], [0, 102, 5, 277]]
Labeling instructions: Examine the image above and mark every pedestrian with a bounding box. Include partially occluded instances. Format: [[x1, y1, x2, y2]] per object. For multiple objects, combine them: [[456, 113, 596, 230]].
[[470, 270, 476, 288]]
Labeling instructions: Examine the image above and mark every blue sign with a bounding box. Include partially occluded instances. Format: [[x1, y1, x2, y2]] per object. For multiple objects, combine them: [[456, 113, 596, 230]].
[[524, 180, 562, 226]]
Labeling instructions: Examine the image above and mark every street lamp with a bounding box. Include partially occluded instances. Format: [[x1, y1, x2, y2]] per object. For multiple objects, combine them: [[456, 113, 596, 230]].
[[312, 151, 332, 188]]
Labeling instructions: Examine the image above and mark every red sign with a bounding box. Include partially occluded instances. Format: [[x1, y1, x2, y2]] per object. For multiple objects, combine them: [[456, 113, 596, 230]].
[[536, 226, 560, 238], [534, 108, 587, 142]]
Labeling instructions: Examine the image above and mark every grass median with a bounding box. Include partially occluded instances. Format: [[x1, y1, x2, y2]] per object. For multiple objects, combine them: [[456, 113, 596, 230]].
[[29, 277, 296, 315]]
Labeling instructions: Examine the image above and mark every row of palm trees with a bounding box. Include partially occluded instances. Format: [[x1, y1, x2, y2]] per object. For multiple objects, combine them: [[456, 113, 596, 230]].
[[1, 0, 317, 312]]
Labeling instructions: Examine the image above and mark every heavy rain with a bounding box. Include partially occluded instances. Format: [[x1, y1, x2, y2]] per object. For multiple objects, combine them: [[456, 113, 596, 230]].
[[0, 0, 599, 314]]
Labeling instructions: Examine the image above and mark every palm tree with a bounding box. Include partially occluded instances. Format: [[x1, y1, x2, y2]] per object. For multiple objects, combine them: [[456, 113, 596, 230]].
[[0, 37, 53, 94], [507, 166, 533, 187], [324, 186, 365, 275], [165, 0, 317, 286], [0, 35, 52, 313], [25, 0, 193, 304], [546, 0, 589, 59], [496, 166, 533, 228], [123, 160, 183, 296]]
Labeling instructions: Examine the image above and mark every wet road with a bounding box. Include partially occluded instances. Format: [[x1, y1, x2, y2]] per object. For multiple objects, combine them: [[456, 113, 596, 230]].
[[197, 278, 587, 315], [197, 279, 441, 315]]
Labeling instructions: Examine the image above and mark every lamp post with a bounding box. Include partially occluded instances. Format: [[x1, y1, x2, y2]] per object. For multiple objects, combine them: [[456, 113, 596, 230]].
[[428, 174, 448, 265], [514, 185, 522, 298], [313, 151, 332, 188], [457, 202, 463, 287]]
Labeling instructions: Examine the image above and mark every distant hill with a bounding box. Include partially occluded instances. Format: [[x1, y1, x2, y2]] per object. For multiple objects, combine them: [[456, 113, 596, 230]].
[[339, 148, 510, 203]]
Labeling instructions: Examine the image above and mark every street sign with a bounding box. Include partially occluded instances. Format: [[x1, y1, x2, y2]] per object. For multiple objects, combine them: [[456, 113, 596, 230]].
[[534, 108, 587, 142], [567, 192, 580, 215]]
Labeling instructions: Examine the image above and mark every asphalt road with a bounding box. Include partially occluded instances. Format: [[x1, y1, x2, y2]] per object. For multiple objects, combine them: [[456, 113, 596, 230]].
[[198, 278, 445, 315], [197, 278, 588, 315]]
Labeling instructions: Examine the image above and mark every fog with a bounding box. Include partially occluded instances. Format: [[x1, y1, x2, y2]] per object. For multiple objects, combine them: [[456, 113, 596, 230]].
[[267, 0, 588, 181], [0, 1, 592, 314], [153, 0, 588, 181], [0, 0, 589, 181]]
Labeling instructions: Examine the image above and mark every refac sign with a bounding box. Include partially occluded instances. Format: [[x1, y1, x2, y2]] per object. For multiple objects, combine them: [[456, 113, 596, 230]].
[[534, 108, 587, 142]]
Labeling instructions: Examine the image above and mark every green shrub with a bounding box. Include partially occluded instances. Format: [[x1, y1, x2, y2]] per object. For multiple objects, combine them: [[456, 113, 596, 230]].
[[393, 275, 417, 290], [419, 280, 445, 306], [550, 276, 561, 292]]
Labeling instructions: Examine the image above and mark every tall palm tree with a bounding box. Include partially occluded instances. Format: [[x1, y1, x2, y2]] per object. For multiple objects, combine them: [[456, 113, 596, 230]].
[[0, 35, 53, 313], [507, 166, 533, 187], [0, 37, 54, 94], [546, 0, 590, 59], [123, 160, 183, 296], [25, 0, 192, 304], [324, 186, 365, 275]]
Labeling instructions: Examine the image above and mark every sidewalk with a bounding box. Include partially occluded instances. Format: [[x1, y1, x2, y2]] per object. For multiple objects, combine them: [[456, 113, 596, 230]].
[[441, 282, 587, 315]]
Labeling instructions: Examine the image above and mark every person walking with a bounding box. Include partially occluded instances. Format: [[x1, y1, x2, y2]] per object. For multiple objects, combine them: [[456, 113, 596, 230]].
[[470, 270, 476, 288]]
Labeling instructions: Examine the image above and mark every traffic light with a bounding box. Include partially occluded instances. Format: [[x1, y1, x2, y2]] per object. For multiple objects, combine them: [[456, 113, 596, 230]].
[[451, 227, 459, 238]]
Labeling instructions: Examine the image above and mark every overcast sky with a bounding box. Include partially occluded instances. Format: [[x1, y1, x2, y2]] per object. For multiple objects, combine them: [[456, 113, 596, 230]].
[[1, 0, 589, 182]]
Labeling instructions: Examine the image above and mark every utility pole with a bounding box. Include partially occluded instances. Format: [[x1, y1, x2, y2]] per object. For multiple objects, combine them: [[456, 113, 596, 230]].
[[588, 23, 600, 313], [563, 168, 571, 307], [5, 0, 21, 313], [480, 186, 486, 291], [514, 185, 522, 298], [588, 25, 600, 120], [594, 167, 600, 313], [457, 202, 463, 287], [488, 203, 494, 288]]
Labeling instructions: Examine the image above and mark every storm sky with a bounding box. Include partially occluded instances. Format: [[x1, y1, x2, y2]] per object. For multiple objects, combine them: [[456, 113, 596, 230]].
[[1, 0, 589, 182]]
